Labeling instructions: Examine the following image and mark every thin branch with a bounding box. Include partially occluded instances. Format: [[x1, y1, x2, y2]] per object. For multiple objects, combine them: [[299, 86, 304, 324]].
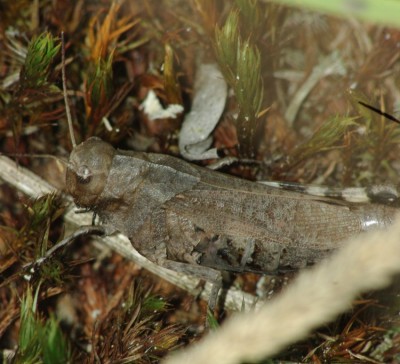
[[61, 31, 76, 148]]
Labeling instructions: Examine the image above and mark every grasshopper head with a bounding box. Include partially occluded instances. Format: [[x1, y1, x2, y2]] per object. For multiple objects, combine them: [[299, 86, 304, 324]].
[[66, 137, 115, 207]]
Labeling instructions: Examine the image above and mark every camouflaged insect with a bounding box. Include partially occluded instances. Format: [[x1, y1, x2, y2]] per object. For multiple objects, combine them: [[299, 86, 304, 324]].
[[66, 137, 399, 310]]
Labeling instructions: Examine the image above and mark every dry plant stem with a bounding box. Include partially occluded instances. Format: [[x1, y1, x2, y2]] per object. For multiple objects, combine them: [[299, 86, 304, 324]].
[[0, 156, 258, 312], [61, 31, 76, 148], [164, 215, 400, 364], [284, 51, 345, 125]]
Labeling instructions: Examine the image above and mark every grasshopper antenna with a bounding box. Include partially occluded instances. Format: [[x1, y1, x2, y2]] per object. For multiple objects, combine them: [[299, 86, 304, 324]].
[[358, 100, 400, 124], [61, 31, 76, 148]]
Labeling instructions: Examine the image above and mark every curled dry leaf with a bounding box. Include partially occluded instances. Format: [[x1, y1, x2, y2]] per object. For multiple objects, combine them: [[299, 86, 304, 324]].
[[179, 63, 227, 161]]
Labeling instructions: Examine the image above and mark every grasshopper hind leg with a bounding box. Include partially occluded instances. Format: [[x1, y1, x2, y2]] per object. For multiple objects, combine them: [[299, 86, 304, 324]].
[[162, 260, 223, 313]]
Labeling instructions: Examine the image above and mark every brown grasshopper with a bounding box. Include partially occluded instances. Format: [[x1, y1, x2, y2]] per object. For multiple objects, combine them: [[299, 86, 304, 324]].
[[29, 36, 400, 312], [65, 136, 399, 310]]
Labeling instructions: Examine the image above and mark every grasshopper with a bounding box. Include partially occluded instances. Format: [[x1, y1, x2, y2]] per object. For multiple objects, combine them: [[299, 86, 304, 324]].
[[27, 36, 400, 312], [65, 136, 399, 310]]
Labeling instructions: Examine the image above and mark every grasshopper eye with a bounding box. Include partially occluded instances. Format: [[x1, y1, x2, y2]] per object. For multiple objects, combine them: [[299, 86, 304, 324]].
[[76, 165, 92, 184]]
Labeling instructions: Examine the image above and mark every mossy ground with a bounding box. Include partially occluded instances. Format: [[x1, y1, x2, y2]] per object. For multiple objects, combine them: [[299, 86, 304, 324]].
[[1, 1, 400, 362]]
